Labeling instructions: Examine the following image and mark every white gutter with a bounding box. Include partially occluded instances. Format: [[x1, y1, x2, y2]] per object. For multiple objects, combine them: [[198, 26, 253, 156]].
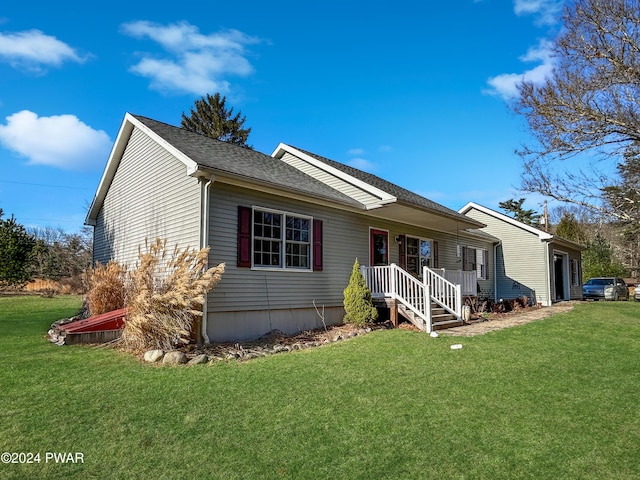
[[199, 174, 215, 344], [544, 241, 552, 307], [494, 240, 502, 302]]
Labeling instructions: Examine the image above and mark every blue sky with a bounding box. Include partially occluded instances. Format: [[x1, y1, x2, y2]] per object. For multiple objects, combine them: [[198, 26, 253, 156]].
[[0, 0, 566, 234]]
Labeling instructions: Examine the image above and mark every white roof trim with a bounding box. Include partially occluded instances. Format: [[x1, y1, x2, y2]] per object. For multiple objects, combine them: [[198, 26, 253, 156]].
[[85, 113, 201, 224], [125, 113, 199, 175], [271, 143, 397, 209], [458, 201, 553, 240]]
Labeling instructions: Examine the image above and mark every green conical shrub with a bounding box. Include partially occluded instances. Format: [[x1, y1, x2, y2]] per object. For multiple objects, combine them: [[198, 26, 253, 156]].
[[343, 258, 378, 326]]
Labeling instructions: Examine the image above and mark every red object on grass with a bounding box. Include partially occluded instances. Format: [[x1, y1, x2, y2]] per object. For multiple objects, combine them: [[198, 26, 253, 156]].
[[59, 308, 126, 333]]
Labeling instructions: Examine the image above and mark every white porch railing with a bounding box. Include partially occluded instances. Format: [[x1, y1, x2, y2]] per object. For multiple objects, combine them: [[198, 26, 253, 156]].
[[431, 268, 477, 296], [424, 267, 462, 321], [361, 264, 474, 333], [361, 264, 432, 330]]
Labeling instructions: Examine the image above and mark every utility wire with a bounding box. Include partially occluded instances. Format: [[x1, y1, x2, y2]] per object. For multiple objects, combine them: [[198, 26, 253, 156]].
[[0, 179, 94, 191]]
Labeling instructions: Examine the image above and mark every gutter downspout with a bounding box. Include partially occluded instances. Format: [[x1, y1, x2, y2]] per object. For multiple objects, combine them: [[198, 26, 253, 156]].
[[199, 174, 215, 344], [544, 240, 552, 307], [494, 241, 501, 302]]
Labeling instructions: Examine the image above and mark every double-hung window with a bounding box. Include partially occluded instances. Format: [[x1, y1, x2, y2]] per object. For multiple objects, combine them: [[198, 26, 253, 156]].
[[462, 246, 489, 280], [252, 208, 312, 270]]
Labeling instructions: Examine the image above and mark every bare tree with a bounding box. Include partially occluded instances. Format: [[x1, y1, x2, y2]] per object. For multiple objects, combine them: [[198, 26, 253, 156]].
[[514, 0, 640, 226]]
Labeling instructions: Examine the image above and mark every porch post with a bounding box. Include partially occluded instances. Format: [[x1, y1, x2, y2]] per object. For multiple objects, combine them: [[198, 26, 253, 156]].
[[423, 266, 432, 333], [389, 263, 397, 299], [455, 284, 462, 319]]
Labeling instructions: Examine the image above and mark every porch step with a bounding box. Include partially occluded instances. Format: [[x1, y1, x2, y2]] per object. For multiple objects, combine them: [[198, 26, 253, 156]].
[[433, 319, 464, 330], [397, 304, 427, 331], [374, 298, 462, 331]]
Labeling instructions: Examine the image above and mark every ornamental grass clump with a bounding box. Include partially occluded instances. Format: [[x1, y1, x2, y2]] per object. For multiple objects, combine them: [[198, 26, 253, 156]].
[[120, 238, 225, 352], [343, 258, 378, 326], [83, 261, 127, 316]]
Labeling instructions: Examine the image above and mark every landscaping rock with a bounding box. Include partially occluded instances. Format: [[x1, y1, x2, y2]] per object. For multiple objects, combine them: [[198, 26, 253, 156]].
[[144, 349, 164, 363], [188, 354, 209, 365], [163, 350, 188, 364]]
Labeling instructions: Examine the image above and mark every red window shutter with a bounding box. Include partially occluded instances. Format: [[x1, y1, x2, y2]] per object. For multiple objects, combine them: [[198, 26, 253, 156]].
[[237, 206, 252, 268], [432, 241, 439, 268], [313, 219, 323, 271], [398, 235, 406, 269]]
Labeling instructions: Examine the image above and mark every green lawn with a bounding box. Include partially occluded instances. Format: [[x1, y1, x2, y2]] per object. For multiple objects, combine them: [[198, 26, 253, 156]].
[[0, 296, 638, 479]]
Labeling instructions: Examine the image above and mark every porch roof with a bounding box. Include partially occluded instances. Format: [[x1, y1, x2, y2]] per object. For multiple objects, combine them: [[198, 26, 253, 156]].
[[273, 145, 485, 233]]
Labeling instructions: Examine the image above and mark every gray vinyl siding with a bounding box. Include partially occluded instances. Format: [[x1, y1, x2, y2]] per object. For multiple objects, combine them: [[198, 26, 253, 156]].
[[279, 152, 382, 206], [92, 126, 201, 267], [205, 183, 495, 314], [465, 208, 550, 305]]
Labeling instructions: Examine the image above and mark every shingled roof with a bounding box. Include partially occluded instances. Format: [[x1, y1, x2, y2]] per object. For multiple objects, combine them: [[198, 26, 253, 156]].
[[131, 115, 361, 207], [87, 113, 484, 231], [284, 145, 480, 226]]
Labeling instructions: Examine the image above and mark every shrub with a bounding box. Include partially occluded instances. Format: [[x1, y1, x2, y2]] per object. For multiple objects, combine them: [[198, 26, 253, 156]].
[[343, 258, 378, 326], [120, 238, 225, 352], [83, 261, 127, 316]]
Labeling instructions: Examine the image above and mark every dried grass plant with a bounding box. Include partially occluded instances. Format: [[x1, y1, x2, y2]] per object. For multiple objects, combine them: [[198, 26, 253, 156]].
[[119, 238, 225, 352], [83, 261, 128, 315]]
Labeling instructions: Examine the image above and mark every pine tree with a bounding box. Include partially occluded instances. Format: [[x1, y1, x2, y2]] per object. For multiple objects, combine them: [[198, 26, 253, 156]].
[[181, 93, 252, 148], [0, 210, 36, 288], [343, 258, 378, 326]]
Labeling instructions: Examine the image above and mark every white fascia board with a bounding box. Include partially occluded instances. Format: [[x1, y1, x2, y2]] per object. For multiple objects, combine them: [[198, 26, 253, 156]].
[[84, 113, 202, 225], [85, 114, 135, 225], [126, 113, 200, 175], [271, 143, 397, 207], [459, 201, 553, 240]]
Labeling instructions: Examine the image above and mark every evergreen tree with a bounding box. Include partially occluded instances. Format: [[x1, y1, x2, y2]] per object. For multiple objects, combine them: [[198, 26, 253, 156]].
[[0, 210, 36, 288], [582, 233, 626, 281], [343, 258, 378, 326], [498, 198, 541, 226], [181, 93, 252, 148], [553, 212, 588, 244]]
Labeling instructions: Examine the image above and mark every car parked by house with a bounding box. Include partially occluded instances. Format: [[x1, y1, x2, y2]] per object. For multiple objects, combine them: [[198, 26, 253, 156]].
[[582, 277, 629, 301], [634, 285, 640, 302]]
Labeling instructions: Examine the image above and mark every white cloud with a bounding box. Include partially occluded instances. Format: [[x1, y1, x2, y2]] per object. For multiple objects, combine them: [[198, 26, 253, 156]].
[[514, 0, 563, 26], [485, 39, 554, 100], [347, 147, 365, 155], [348, 158, 376, 172], [0, 29, 85, 73], [121, 20, 261, 95], [0, 110, 111, 170]]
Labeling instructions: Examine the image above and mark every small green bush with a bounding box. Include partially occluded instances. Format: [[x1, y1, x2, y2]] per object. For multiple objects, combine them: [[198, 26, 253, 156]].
[[343, 258, 378, 326]]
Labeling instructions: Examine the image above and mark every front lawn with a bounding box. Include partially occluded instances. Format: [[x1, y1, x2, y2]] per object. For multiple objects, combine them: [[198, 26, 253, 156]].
[[0, 296, 638, 479]]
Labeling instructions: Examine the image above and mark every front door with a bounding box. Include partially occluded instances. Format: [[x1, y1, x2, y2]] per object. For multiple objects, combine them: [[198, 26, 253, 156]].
[[370, 229, 389, 266], [554, 253, 567, 301]]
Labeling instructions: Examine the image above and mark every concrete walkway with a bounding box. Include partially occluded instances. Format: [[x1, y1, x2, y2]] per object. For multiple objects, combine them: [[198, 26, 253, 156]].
[[442, 302, 577, 336]]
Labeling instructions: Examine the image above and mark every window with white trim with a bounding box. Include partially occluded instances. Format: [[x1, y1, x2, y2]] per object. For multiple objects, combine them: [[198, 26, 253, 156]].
[[477, 249, 488, 280], [253, 208, 312, 270], [570, 258, 580, 286], [462, 246, 488, 280]]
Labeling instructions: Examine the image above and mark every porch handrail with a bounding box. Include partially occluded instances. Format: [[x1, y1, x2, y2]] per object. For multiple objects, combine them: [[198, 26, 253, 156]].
[[361, 264, 431, 331], [431, 268, 477, 296], [424, 266, 462, 318]]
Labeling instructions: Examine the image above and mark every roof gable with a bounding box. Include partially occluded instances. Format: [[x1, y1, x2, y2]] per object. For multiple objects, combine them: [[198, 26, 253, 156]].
[[459, 202, 553, 240], [274, 144, 483, 229], [86, 114, 362, 224], [459, 202, 585, 250]]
